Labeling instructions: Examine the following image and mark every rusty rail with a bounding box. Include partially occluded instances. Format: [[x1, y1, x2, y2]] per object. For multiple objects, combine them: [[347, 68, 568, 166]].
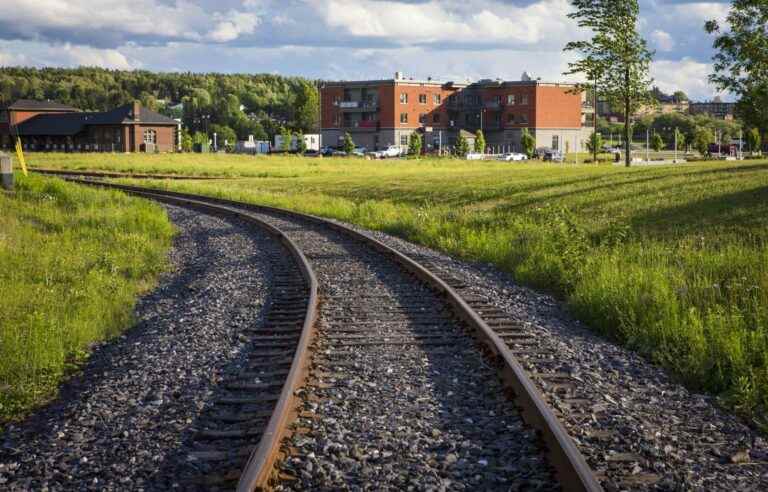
[[61, 177, 601, 492], [64, 180, 319, 491]]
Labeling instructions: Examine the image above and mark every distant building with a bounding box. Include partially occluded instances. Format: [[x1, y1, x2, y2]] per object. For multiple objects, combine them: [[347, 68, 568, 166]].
[[320, 72, 591, 153], [0, 99, 80, 148], [235, 135, 270, 154], [0, 100, 180, 152], [274, 133, 320, 152], [689, 98, 736, 120]]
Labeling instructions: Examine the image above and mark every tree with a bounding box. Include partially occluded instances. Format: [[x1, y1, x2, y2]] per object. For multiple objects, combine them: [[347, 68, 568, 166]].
[[706, 1, 768, 139], [521, 128, 536, 158], [586, 131, 603, 156], [210, 124, 236, 149], [342, 132, 355, 154], [455, 132, 470, 156], [296, 131, 307, 154], [280, 127, 292, 151], [408, 132, 422, 157], [746, 127, 761, 153], [672, 90, 689, 102], [693, 127, 714, 156], [181, 128, 193, 152], [295, 81, 320, 132], [564, 0, 654, 167], [674, 128, 686, 151], [474, 130, 486, 153], [651, 132, 664, 152]]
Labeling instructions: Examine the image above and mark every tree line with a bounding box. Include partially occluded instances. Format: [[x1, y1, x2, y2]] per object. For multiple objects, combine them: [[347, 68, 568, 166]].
[[0, 67, 319, 145]]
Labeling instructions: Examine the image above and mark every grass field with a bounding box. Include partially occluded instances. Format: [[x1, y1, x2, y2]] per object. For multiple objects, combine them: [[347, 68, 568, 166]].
[[0, 174, 174, 424], [20, 152, 768, 424]]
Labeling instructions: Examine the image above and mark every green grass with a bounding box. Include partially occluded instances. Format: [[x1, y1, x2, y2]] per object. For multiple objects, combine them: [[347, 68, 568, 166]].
[[0, 174, 174, 424], [25, 152, 768, 424]]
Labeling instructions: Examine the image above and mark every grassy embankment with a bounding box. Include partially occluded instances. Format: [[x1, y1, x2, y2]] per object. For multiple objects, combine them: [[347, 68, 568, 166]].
[[34, 153, 768, 424], [0, 173, 173, 424]]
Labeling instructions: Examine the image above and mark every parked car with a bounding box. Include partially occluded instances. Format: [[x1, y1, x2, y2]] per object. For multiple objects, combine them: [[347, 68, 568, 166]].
[[371, 145, 403, 158], [498, 152, 528, 162], [543, 149, 564, 162], [352, 146, 367, 157], [320, 146, 335, 156], [331, 149, 347, 156]]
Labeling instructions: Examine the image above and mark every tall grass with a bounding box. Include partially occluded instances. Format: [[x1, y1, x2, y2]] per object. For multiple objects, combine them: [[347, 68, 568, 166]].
[[0, 174, 173, 423], [41, 154, 768, 422]]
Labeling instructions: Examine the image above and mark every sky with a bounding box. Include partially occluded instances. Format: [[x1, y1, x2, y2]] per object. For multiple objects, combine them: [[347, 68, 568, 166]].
[[0, 0, 733, 101]]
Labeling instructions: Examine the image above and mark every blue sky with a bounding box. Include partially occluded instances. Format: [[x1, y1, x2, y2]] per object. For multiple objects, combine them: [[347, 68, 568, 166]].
[[0, 0, 732, 101]]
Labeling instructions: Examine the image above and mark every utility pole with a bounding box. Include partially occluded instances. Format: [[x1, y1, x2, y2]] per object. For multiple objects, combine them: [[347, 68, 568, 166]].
[[646, 128, 649, 163], [739, 128, 743, 159], [674, 127, 678, 163]]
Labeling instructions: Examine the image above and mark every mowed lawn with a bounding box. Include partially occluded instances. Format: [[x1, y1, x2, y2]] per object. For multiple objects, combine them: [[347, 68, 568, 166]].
[[0, 174, 173, 424], [30, 153, 768, 423]]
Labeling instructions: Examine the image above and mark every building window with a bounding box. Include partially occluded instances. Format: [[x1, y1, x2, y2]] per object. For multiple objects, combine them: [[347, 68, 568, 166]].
[[433, 113, 441, 123], [464, 114, 473, 125], [400, 134, 408, 146], [143, 129, 157, 144], [400, 93, 408, 104], [521, 95, 529, 105], [507, 113, 515, 123], [400, 113, 408, 124], [519, 114, 528, 124], [507, 94, 516, 105], [419, 113, 427, 124], [448, 94, 456, 103], [493, 95, 502, 105], [552, 135, 559, 150], [333, 95, 341, 104], [419, 94, 427, 104], [433, 94, 441, 104]]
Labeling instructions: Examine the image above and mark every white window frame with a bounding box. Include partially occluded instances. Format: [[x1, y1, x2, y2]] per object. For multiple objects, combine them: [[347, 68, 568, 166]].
[[400, 93, 408, 104], [400, 112, 408, 124], [418, 94, 427, 104]]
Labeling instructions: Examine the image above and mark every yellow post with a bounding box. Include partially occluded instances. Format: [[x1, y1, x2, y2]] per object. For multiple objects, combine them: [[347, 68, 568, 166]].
[[14, 137, 28, 176]]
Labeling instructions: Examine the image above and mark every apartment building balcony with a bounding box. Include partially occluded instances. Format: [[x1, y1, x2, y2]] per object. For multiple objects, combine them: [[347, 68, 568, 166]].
[[336, 100, 380, 112], [343, 120, 380, 131]]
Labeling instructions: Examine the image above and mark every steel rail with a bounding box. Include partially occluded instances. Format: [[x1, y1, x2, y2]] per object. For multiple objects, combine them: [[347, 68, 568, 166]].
[[29, 167, 226, 180], [61, 176, 602, 492], [62, 180, 319, 491]]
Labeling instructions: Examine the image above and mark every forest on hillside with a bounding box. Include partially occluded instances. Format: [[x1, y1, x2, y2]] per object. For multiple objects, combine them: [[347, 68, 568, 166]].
[[0, 67, 319, 143]]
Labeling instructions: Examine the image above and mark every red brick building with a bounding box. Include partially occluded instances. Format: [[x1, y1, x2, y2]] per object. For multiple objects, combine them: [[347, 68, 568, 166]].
[[1, 100, 179, 152], [320, 73, 591, 153]]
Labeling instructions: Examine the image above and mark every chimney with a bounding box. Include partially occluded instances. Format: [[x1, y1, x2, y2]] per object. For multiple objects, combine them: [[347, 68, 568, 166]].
[[132, 101, 141, 121], [395, 71, 403, 80]]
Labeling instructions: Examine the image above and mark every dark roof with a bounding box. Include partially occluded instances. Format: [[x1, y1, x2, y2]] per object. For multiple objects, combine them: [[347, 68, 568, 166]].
[[16, 113, 90, 136], [4, 99, 80, 112], [15, 103, 178, 136], [84, 104, 178, 125]]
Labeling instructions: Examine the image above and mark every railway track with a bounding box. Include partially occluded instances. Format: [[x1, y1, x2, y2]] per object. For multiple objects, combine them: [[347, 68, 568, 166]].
[[48, 174, 602, 491]]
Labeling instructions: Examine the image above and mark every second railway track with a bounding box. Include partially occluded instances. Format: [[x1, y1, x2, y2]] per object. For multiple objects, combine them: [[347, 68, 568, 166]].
[[55, 176, 602, 491]]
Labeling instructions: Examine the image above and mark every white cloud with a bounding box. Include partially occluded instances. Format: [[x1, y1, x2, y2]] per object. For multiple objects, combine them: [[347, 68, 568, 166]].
[[58, 43, 139, 70], [672, 2, 729, 25], [314, 0, 580, 47], [651, 57, 727, 100], [207, 11, 260, 43], [651, 30, 675, 52]]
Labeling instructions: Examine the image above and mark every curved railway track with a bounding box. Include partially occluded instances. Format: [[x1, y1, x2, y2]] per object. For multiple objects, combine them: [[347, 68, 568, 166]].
[[46, 173, 602, 491]]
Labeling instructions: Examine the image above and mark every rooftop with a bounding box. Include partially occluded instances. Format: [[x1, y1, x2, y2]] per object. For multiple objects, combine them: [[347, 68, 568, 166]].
[[15, 103, 178, 136], [3, 99, 80, 112]]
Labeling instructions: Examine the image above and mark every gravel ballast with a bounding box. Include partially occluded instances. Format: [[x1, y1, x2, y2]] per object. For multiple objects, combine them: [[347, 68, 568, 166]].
[[334, 220, 768, 490], [0, 205, 285, 491], [230, 210, 558, 491]]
